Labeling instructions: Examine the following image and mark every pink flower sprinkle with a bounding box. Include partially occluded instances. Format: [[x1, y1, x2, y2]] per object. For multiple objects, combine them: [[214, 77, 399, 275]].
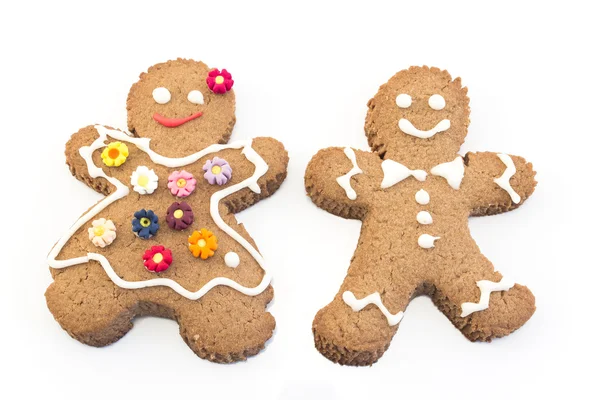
[[167, 170, 197, 197]]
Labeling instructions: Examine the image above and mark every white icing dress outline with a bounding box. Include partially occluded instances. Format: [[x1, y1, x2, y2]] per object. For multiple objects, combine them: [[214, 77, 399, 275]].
[[47, 126, 271, 301]]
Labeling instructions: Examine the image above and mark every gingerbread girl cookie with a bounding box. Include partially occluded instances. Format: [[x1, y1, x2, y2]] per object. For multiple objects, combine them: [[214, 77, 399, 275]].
[[305, 66, 537, 366], [46, 59, 288, 362]]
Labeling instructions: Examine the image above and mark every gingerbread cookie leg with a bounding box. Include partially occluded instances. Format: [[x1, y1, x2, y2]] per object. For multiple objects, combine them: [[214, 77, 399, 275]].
[[306, 148, 411, 365], [176, 286, 275, 362], [430, 252, 536, 342], [458, 284, 535, 341], [46, 264, 276, 358], [314, 274, 420, 365], [46, 265, 137, 346], [313, 217, 423, 365]]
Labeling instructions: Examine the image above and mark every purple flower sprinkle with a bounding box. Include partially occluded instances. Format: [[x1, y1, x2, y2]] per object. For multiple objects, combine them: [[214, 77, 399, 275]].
[[203, 157, 233, 185]]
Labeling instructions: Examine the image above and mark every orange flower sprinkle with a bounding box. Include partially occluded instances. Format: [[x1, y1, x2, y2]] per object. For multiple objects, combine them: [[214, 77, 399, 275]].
[[188, 228, 218, 259]]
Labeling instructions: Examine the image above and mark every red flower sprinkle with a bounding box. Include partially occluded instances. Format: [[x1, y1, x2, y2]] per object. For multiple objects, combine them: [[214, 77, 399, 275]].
[[206, 68, 234, 94], [143, 245, 173, 273]]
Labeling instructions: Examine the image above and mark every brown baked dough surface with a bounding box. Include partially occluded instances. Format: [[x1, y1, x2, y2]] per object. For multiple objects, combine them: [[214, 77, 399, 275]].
[[305, 66, 537, 366], [46, 59, 288, 363]]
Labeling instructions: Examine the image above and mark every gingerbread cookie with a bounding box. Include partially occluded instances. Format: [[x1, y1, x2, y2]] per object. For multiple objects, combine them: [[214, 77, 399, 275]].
[[46, 59, 288, 362], [305, 66, 537, 366]]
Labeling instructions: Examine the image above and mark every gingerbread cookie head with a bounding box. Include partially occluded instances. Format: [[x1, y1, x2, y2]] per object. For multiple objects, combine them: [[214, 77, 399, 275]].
[[127, 59, 236, 156], [365, 66, 470, 167]]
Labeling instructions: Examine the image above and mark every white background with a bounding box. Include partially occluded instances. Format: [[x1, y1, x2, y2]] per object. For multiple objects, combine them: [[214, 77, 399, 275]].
[[1, 1, 598, 398]]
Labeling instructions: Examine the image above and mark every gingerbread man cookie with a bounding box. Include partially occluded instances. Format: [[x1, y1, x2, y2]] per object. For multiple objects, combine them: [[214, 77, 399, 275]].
[[46, 59, 288, 362], [305, 66, 536, 366]]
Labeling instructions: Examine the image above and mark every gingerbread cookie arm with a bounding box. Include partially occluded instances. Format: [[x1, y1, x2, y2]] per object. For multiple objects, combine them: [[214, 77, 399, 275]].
[[65, 125, 145, 196], [66, 125, 112, 195], [222, 137, 288, 214], [462, 151, 537, 216], [305, 147, 383, 220]]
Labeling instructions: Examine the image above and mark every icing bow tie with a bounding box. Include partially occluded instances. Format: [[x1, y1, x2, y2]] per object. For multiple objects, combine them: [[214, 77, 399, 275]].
[[381, 157, 465, 190], [381, 160, 427, 188]]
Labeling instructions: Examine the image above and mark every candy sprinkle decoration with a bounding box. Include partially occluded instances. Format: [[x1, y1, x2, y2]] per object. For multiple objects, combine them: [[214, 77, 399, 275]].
[[206, 68, 234, 94], [88, 218, 117, 248], [132, 209, 159, 239], [188, 228, 218, 259], [101, 141, 129, 167], [130, 166, 159, 195], [203, 157, 233, 185], [166, 202, 194, 230], [143, 245, 173, 273], [167, 170, 197, 198]]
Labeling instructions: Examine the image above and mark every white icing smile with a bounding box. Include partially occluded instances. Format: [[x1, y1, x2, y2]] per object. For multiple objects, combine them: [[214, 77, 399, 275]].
[[399, 118, 451, 139]]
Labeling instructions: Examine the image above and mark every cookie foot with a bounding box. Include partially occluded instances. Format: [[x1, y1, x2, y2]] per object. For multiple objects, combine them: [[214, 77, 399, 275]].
[[45, 266, 136, 347], [313, 296, 398, 366], [460, 284, 535, 341], [176, 286, 275, 363], [433, 283, 536, 342]]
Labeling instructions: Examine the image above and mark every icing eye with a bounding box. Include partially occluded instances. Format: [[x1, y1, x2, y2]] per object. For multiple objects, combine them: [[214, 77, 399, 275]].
[[396, 94, 412, 108], [187, 90, 204, 105], [152, 87, 171, 104], [428, 94, 446, 110]]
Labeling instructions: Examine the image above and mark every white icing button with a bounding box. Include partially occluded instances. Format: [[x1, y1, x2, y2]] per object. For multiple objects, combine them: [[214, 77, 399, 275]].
[[418, 234, 439, 249], [187, 90, 204, 105], [416, 211, 433, 225], [415, 189, 430, 205], [428, 94, 446, 110], [224, 252, 240, 268], [152, 87, 171, 104], [396, 93, 412, 108]]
